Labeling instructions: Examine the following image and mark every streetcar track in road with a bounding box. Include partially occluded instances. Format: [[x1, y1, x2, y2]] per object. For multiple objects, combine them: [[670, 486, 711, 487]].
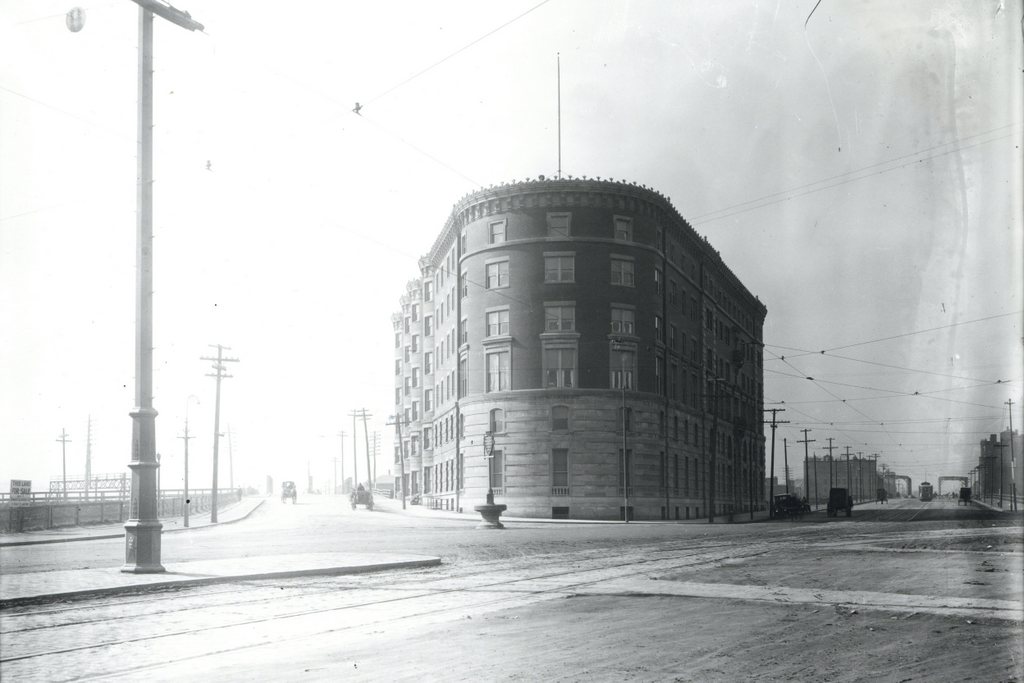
[[8, 520, 1013, 674], [0, 582, 273, 623], [1, 541, 772, 667], [0, 538, 748, 636], [80, 545, 780, 682], [1, 540, 749, 641]]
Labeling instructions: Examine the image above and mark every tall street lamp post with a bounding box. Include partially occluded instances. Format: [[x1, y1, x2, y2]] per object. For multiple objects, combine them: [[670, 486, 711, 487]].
[[123, 0, 203, 574], [483, 431, 495, 505], [473, 430, 506, 528]]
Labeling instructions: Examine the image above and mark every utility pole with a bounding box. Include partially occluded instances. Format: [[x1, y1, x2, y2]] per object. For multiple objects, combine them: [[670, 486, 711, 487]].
[[123, 0, 203, 576], [56, 429, 71, 500], [763, 408, 787, 519], [350, 413, 359, 490], [814, 451, 820, 509], [871, 454, 879, 497], [338, 430, 346, 493], [85, 416, 92, 500], [797, 428, 815, 508], [177, 416, 194, 527], [386, 415, 407, 509], [856, 452, 864, 502], [824, 438, 837, 488], [994, 442, 1007, 508], [201, 344, 238, 523], [372, 431, 380, 486], [227, 426, 235, 491], [355, 409, 374, 493], [843, 446, 852, 497], [1008, 399, 1018, 511], [783, 438, 790, 494]]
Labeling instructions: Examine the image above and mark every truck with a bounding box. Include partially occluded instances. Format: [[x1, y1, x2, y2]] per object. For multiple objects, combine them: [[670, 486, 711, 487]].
[[827, 487, 853, 517]]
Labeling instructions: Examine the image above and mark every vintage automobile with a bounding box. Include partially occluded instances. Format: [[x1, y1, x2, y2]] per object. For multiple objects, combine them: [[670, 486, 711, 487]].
[[773, 493, 809, 518], [350, 485, 374, 511], [281, 480, 297, 504], [827, 487, 853, 517], [876, 487, 888, 504], [959, 487, 972, 506]]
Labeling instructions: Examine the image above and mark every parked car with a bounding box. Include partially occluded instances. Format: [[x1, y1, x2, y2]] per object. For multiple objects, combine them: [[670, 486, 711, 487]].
[[876, 487, 888, 504], [827, 487, 853, 517], [959, 487, 972, 506], [281, 480, 297, 504], [773, 493, 809, 518]]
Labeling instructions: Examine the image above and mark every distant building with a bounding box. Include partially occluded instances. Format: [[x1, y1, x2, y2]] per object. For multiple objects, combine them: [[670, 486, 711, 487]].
[[391, 177, 766, 520], [803, 455, 879, 506], [974, 430, 1022, 504]]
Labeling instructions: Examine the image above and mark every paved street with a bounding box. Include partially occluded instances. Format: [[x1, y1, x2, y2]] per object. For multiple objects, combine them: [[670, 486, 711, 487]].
[[1, 495, 1021, 681]]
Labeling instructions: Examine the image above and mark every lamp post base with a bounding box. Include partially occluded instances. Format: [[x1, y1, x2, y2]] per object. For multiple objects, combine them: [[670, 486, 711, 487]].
[[122, 520, 165, 573], [474, 498, 507, 529]]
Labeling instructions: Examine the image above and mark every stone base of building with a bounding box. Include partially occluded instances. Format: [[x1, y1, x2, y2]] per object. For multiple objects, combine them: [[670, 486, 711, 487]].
[[424, 492, 756, 521]]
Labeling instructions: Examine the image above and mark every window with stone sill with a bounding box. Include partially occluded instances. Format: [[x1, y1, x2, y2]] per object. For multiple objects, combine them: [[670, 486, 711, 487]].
[[489, 219, 507, 244], [611, 258, 635, 287], [545, 305, 575, 332]]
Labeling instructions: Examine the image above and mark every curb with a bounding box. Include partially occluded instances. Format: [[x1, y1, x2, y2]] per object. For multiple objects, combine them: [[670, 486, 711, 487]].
[[972, 499, 1021, 513], [0, 555, 441, 610], [0, 498, 266, 548], [375, 501, 771, 525]]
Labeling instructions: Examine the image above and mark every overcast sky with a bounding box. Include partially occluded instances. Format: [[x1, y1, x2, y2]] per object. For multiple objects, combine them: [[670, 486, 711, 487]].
[[1, 1, 1021, 495]]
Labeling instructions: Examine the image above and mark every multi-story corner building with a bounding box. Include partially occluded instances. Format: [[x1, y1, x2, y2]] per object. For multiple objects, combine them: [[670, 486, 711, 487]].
[[391, 177, 767, 520]]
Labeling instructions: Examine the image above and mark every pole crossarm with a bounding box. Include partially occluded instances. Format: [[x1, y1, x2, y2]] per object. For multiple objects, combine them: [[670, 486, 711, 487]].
[[129, 0, 203, 31]]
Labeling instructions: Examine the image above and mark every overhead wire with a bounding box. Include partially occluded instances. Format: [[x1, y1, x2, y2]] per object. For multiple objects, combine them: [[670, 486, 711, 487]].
[[362, 0, 555, 108], [761, 339, 1014, 467], [767, 311, 1021, 359], [765, 346, 905, 454], [764, 366, 1010, 408], [691, 122, 1021, 224], [692, 129, 1020, 226]]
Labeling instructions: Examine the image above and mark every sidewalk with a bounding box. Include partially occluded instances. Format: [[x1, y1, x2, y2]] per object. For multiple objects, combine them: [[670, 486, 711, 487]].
[[0, 496, 442, 608], [0, 495, 267, 547], [0, 552, 442, 609]]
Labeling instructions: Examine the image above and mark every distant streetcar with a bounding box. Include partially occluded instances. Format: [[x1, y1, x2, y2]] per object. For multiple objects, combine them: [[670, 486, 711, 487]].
[[919, 481, 934, 501]]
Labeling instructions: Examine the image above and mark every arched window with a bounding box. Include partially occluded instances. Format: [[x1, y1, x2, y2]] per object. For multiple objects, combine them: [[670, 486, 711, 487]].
[[489, 408, 505, 434], [551, 405, 569, 431]]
